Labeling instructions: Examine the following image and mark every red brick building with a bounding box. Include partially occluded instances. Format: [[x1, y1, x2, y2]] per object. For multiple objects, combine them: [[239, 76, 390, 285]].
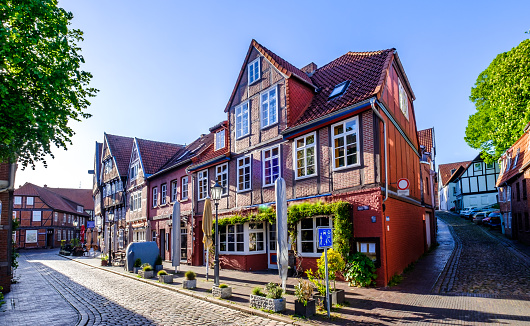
[[13, 183, 91, 249], [497, 123, 530, 245], [0, 162, 16, 294]]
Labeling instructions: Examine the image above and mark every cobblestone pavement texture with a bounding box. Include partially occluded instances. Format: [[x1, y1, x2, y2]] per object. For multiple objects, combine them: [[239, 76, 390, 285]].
[[2, 213, 530, 325], [437, 211, 530, 297]]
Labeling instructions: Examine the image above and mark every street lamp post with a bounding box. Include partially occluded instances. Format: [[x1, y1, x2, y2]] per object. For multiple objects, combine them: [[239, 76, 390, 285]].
[[211, 181, 223, 287]]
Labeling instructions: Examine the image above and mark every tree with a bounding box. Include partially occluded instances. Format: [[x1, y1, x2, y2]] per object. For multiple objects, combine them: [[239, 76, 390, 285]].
[[465, 38, 530, 163], [0, 0, 97, 168]]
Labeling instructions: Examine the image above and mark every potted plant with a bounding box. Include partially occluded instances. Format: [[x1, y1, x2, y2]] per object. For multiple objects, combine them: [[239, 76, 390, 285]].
[[133, 258, 142, 274], [100, 254, 108, 266], [212, 283, 232, 299], [250, 282, 286, 312], [138, 263, 154, 279], [308, 248, 346, 306], [154, 255, 163, 272], [157, 270, 173, 284], [294, 279, 316, 317], [182, 270, 196, 289]]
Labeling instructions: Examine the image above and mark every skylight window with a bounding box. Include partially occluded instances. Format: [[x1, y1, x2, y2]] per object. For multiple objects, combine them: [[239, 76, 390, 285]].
[[328, 81, 349, 99]]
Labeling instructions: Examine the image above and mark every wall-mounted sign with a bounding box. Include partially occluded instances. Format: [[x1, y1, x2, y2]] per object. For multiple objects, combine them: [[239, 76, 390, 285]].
[[397, 178, 410, 196]]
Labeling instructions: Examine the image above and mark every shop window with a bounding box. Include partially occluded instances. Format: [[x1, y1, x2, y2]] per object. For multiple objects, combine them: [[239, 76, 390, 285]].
[[297, 216, 332, 256], [220, 224, 244, 253]]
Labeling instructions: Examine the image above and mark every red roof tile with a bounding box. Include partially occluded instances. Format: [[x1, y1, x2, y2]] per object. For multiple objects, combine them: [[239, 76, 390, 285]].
[[418, 128, 434, 154], [15, 183, 89, 216], [46, 187, 94, 210], [105, 134, 134, 177], [136, 138, 184, 176], [292, 49, 395, 127], [497, 130, 530, 186], [438, 161, 472, 186]]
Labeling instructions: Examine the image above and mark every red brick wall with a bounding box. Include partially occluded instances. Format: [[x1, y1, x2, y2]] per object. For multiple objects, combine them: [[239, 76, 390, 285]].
[[0, 163, 12, 293], [286, 79, 313, 127], [509, 172, 530, 245], [220, 253, 268, 271]]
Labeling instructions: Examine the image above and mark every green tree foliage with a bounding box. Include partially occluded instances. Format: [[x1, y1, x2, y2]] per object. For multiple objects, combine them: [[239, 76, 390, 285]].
[[0, 0, 97, 168], [466, 38, 530, 163]]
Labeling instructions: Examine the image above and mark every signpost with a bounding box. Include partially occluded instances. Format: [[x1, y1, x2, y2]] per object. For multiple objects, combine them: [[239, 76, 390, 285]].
[[397, 178, 410, 196], [317, 227, 333, 318]]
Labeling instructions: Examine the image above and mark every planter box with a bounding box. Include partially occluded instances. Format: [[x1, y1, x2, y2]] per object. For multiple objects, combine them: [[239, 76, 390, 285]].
[[133, 267, 141, 274], [295, 299, 316, 317], [155, 265, 163, 272], [250, 295, 286, 312], [182, 279, 196, 289], [212, 286, 232, 299], [138, 270, 154, 279], [158, 274, 173, 284], [314, 289, 345, 306], [101, 260, 108, 266]]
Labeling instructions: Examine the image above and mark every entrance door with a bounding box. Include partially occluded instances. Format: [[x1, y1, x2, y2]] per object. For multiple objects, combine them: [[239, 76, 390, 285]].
[[180, 221, 188, 262], [47, 229, 53, 248], [425, 213, 431, 249], [160, 229, 166, 259], [268, 223, 278, 269]]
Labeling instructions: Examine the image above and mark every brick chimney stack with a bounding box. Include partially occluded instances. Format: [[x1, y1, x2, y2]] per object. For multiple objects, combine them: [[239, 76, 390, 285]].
[[300, 62, 317, 77]]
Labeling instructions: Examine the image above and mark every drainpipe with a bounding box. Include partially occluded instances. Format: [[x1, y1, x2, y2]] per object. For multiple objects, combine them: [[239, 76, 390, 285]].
[[370, 98, 388, 202], [0, 163, 16, 193]]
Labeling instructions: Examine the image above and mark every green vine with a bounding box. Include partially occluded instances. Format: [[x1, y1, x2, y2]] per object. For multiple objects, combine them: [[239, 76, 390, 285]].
[[215, 201, 353, 260]]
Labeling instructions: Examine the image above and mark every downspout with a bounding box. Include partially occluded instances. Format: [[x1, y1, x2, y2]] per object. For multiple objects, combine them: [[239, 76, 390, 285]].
[[189, 171, 195, 263], [0, 163, 16, 193], [370, 98, 388, 202]]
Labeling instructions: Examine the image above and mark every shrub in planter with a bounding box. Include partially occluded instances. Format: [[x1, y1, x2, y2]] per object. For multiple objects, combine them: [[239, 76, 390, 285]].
[[157, 270, 173, 284], [307, 248, 346, 305], [250, 282, 285, 312], [133, 258, 142, 273], [100, 255, 108, 266], [294, 279, 316, 317], [182, 270, 196, 289], [154, 255, 163, 272], [138, 264, 154, 279], [212, 283, 232, 299], [344, 252, 377, 287]]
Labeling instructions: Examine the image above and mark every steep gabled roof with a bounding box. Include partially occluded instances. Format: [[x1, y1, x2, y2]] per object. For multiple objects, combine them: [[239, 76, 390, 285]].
[[105, 134, 134, 177], [225, 39, 315, 113], [135, 138, 184, 176], [46, 187, 94, 210], [15, 183, 89, 216], [418, 128, 435, 155], [292, 49, 395, 127], [188, 131, 230, 172], [497, 129, 530, 186], [438, 161, 472, 186]]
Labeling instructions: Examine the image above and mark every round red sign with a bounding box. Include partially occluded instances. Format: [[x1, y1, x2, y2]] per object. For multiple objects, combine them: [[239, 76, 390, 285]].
[[397, 178, 409, 190]]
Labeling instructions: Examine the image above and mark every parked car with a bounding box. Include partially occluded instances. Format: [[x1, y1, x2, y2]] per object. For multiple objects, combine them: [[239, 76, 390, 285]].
[[483, 212, 501, 228], [472, 211, 489, 224], [460, 207, 472, 217], [464, 207, 482, 220], [449, 206, 456, 212]]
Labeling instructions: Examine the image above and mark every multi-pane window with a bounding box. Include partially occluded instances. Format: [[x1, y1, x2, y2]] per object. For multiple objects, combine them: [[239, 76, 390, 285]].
[[181, 176, 189, 200], [130, 162, 139, 180], [220, 224, 244, 252], [513, 149, 520, 169], [398, 79, 409, 119], [237, 156, 251, 191], [263, 146, 280, 187], [294, 133, 316, 179], [14, 196, 21, 205], [261, 86, 278, 128], [161, 183, 167, 205], [26, 197, 34, 205], [215, 129, 225, 150], [298, 216, 332, 255], [216, 163, 228, 195], [248, 223, 265, 252], [171, 180, 178, 202], [332, 117, 359, 169], [152, 187, 158, 208], [248, 58, 260, 84], [236, 102, 249, 139], [357, 241, 377, 262], [32, 211, 42, 222], [198, 170, 208, 200], [54, 212, 58, 222], [130, 191, 142, 211]]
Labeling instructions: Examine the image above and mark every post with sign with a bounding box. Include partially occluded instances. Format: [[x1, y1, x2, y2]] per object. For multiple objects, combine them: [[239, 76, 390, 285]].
[[397, 178, 410, 196], [317, 226, 332, 318]]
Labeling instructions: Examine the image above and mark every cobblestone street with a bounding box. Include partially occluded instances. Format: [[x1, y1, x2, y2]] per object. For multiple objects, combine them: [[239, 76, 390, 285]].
[[436, 211, 530, 297]]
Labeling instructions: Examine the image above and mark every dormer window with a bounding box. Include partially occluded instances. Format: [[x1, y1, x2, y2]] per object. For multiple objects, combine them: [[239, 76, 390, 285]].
[[512, 149, 520, 169], [215, 129, 225, 150], [328, 81, 349, 99], [248, 58, 260, 84], [450, 168, 456, 175]]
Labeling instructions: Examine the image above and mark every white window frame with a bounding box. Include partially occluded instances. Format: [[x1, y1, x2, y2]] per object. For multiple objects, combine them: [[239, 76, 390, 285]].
[[198, 170, 208, 201], [262, 145, 280, 187], [161, 183, 167, 205], [218, 222, 266, 255], [54, 212, 58, 222], [237, 155, 252, 192], [512, 149, 520, 169], [248, 222, 265, 253], [297, 216, 333, 257], [215, 163, 228, 196], [260, 85, 278, 129], [181, 176, 189, 200], [32, 211, 42, 222], [332, 116, 360, 170], [398, 79, 409, 120], [357, 241, 377, 262], [26, 197, 34, 205], [215, 129, 225, 150], [171, 180, 178, 202], [293, 132, 317, 180], [219, 224, 245, 253], [235, 101, 250, 139], [248, 57, 260, 85], [26, 230, 38, 243], [152, 187, 158, 208], [14, 196, 21, 205]]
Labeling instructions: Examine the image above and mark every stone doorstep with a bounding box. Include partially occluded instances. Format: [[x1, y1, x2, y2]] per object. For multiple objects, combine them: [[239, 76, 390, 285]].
[[61, 255, 311, 326]]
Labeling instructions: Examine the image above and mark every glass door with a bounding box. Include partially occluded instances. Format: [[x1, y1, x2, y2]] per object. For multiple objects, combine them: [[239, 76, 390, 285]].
[[268, 223, 278, 269]]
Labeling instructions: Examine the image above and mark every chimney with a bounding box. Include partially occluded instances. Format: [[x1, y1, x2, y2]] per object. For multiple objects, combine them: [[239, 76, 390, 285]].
[[44, 184, 47, 187], [300, 62, 317, 77]]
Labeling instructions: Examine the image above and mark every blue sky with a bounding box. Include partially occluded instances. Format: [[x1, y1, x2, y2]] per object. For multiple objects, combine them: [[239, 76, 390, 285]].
[[16, 0, 530, 188]]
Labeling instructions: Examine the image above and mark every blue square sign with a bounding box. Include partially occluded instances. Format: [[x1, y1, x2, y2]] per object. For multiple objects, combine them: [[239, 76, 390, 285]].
[[317, 227, 333, 248]]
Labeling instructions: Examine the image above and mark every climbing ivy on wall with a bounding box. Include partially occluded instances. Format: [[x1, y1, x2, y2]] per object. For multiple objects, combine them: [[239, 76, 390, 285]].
[[215, 201, 353, 259]]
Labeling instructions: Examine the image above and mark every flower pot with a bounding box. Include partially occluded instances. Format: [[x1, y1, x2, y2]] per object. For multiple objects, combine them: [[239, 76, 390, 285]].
[[158, 274, 173, 284], [295, 299, 316, 317], [250, 295, 286, 312], [155, 265, 163, 272], [138, 270, 154, 279], [314, 293, 332, 307], [101, 260, 108, 266], [133, 267, 141, 274], [182, 279, 196, 289], [212, 286, 232, 299], [314, 289, 345, 306]]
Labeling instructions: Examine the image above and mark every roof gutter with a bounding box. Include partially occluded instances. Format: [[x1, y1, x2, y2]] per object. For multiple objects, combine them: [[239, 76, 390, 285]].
[[147, 158, 192, 180], [188, 156, 230, 173]]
